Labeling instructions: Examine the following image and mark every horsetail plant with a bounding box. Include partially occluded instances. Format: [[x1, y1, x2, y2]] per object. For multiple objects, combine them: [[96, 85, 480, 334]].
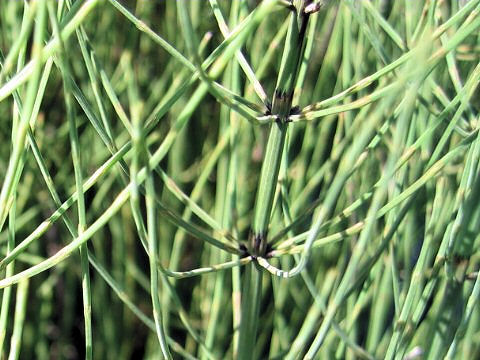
[[2, 0, 480, 359], [238, 1, 316, 358]]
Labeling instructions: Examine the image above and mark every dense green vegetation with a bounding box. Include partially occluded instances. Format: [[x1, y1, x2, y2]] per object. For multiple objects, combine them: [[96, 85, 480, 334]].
[[1, 0, 480, 358]]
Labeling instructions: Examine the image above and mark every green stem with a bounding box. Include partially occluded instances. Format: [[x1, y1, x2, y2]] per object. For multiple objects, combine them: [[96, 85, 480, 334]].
[[239, 1, 312, 358], [46, 3, 93, 357], [250, 0, 311, 256], [237, 262, 263, 360]]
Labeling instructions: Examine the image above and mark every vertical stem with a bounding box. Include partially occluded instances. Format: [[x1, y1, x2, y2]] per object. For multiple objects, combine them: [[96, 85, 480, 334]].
[[146, 169, 172, 359], [237, 262, 264, 360], [249, 0, 312, 257], [0, 3, 30, 353], [0, 0, 46, 233], [7, 280, 29, 360], [202, 1, 245, 358], [0, 199, 16, 354], [46, 2, 93, 357], [239, 1, 312, 358]]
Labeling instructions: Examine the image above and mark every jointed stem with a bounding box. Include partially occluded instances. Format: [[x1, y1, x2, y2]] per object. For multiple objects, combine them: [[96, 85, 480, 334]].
[[250, 0, 312, 257], [239, 1, 313, 358]]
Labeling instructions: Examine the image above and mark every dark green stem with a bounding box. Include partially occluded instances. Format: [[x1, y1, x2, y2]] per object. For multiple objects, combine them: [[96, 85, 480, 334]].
[[238, 1, 312, 359], [250, 0, 311, 257]]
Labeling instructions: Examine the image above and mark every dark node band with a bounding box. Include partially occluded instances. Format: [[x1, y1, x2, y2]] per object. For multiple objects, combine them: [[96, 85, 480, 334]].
[[248, 231, 268, 258]]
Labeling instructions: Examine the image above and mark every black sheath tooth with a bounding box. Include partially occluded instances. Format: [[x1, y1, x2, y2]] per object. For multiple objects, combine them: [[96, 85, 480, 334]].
[[274, 89, 282, 100], [265, 243, 274, 258], [290, 105, 300, 115], [254, 233, 262, 249], [239, 243, 249, 257], [264, 100, 272, 115], [249, 231, 268, 258], [287, 89, 294, 102]]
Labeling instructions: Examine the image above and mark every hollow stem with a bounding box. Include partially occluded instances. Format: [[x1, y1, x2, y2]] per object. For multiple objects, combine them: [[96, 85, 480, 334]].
[[238, 1, 313, 358]]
